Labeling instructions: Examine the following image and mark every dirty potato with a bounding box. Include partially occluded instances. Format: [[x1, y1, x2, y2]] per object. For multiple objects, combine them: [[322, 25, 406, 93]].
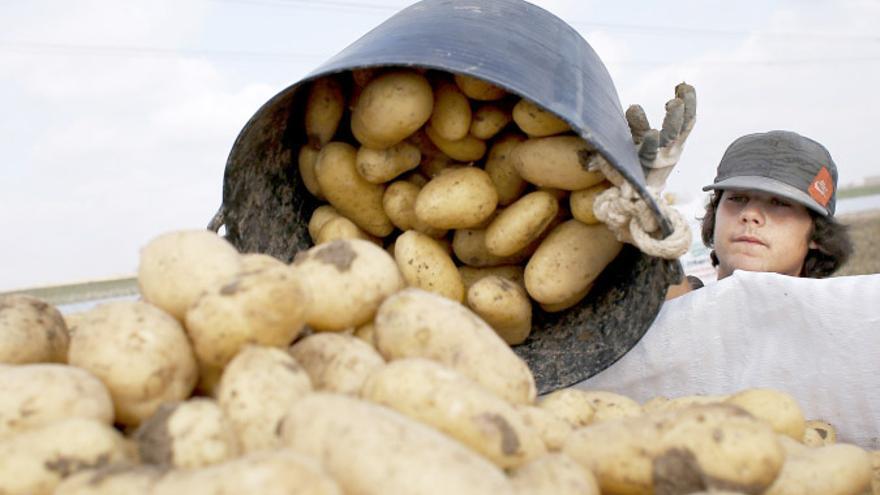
[[288, 333, 383, 396], [0, 294, 68, 365], [394, 230, 465, 302], [351, 70, 433, 149]]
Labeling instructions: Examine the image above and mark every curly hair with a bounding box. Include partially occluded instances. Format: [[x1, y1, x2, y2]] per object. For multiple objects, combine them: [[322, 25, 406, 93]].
[[700, 191, 853, 278]]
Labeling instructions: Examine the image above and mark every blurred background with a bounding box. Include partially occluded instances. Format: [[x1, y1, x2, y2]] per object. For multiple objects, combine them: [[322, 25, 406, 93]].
[[2, 0, 879, 295]]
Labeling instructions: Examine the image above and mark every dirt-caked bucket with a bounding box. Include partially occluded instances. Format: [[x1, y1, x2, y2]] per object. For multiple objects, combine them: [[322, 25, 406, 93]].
[[211, 0, 683, 394]]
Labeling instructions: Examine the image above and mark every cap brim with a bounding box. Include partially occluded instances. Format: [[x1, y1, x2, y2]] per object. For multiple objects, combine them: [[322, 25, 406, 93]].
[[702, 176, 829, 216]]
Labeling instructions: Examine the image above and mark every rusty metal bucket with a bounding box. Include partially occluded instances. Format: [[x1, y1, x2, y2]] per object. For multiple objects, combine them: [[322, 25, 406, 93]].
[[211, 0, 682, 393]]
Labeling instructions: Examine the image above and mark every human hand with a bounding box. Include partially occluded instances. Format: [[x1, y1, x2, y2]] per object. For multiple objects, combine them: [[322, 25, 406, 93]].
[[625, 83, 696, 188]]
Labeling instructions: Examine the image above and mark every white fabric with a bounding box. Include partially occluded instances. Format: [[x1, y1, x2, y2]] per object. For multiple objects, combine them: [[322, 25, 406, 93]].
[[575, 270, 880, 449]]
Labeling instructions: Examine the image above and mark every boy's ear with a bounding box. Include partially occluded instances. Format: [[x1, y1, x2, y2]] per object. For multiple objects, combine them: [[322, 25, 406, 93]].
[[809, 239, 820, 250]]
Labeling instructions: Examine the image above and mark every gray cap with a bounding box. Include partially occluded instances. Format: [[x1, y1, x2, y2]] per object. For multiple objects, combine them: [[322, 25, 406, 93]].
[[702, 130, 838, 216]]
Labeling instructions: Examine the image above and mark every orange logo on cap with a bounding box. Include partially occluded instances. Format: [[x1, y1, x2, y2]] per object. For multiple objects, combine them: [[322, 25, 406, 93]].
[[809, 166, 833, 206]]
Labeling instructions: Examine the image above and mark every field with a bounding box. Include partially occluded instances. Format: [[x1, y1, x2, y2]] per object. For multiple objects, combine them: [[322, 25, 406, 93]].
[[835, 208, 880, 276]]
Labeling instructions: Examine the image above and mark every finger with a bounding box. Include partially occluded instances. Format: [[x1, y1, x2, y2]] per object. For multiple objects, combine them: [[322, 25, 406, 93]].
[[625, 104, 650, 144], [659, 98, 684, 148], [675, 82, 697, 132], [638, 128, 660, 169]]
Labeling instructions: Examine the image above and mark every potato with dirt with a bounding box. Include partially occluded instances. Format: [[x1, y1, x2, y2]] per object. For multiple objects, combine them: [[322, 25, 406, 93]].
[[525, 220, 622, 306], [484, 133, 528, 206], [563, 404, 785, 494], [185, 262, 309, 394], [361, 358, 545, 468], [279, 393, 513, 495], [466, 275, 532, 345], [374, 288, 536, 404], [512, 98, 570, 137], [356, 141, 421, 184], [351, 70, 433, 149], [383, 180, 448, 238], [394, 230, 465, 302], [0, 364, 113, 438], [513, 136, 607, 190], [138, 229, 243, 321], [290, 239, 404, 332], [415, 166, 498, 229], [429, 80, 472, 141], [485, 190, 559, 257], [453, 73, 507, 101], [725, 388, 806, 440], [133, 398, 239, 469], [288, 333, 383, 396], [315, 142, 394, 237], [217, 345, 312, 453], [67, 300, 198, 427], [515, 405, 575, 452], [304, 76, 344, 148], [0, 418, 134, 495], [0, 294, 69, 364]]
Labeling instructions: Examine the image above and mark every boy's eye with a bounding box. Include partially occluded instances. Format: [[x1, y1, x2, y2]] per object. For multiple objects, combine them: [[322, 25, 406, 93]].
[[770, 198, 791, 207], [727, 194, 746, 203]]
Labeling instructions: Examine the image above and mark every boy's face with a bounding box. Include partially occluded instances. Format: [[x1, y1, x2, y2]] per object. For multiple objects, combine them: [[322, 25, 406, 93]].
[[713, 189, 816, 279]]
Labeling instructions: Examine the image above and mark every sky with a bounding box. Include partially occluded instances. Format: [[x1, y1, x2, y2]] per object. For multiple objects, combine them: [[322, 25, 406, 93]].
[[1, 0, 879, 290]]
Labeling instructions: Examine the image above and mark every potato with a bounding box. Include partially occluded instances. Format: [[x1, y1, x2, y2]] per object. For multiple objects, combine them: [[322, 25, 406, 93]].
[[356, 141, 421, 184], [459, 264, 525, 291], [513, 136, 607, 190], [308, 205, 341, 243], [430, 80, 472, 141], [424, 124, 487, 162], [374, 288, 536, 404], [0, 418, 134, 495], [515, 405, 575, 452], [304, 76, 344, 147], [537, 283, 592, 313], [67, 301, 197, 427], [453, 228, 532, 267], [133, 398, 239, 469], [240, 252, 286, 271], [361, 358, 545, 468], [415, 166, 498, 229], [217, 345, 312, 453], [509, 453, 600, 495], [570, 181, 612, 224], [382, 180, 448, 238], [53, 464, 162, 495], [485, 190, 558, 256], [291, 239, 404, 332], [454, 73, 507, 101], [764, 437, 872, 495], [152, 449, 342, 495], [0, 294, 68, 364], [0, 364, 113, 438], [138, 229, 242, 321], [485, 133, 528, 205], [298, 145, 324, 199], [802, 419, 837, 447], [315, 141, 393, 237], [466, 275, 532, 345], [185, 263, 309, 394], [725, 388, 806, 440], [470, 103, 512, 140], [279, 393, 513, 494], [537, 388, 596, 428], [394, 230, 465, 302], [512, 98, 570, 136], [351, 70, 433, 149], [564, 404, 785, 495], [525, 220, 622, 305], [575, 390, 642, 422], [288, 333, 384, 396], [315, 216, 375, 245]]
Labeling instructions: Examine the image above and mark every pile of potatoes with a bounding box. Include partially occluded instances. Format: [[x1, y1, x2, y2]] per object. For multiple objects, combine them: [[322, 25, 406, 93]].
[[1, 230, 878, 495], [298, 68, 625, 345]]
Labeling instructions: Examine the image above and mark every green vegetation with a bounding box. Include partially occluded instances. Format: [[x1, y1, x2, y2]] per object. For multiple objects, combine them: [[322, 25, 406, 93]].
[[838, 184, 880, 199]]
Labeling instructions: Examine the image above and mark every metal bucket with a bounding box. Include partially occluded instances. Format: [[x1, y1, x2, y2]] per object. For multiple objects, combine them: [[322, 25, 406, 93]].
[[212, 0, 682, 393]]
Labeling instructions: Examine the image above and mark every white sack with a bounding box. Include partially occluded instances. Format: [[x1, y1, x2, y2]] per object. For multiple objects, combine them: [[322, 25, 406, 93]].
[[577, 270, 880, 449]]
